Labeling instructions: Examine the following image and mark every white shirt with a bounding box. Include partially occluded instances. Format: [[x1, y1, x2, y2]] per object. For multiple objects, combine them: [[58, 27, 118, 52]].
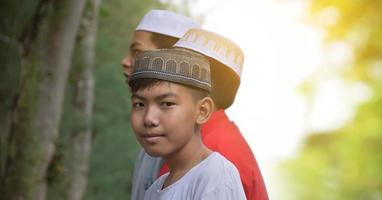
[[131, 149, 163, 200], [144, 152, 247, 200]]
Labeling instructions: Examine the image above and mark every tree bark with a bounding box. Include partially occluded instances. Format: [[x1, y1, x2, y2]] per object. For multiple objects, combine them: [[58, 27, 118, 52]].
[[0, 0, 41, 183], [1, 0, 86, 199], [47, 0, 101, 199]]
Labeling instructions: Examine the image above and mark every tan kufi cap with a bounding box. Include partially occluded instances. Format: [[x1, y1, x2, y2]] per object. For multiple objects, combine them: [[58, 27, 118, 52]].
[[129, 48, 211, 92], [135, 10, 201, 38], [174, 28, 245, 108]]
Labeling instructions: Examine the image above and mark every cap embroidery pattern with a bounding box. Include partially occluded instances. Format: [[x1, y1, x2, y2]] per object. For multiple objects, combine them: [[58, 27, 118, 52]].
[[130, 49, 211, 92], [176, 29, 244, 76]]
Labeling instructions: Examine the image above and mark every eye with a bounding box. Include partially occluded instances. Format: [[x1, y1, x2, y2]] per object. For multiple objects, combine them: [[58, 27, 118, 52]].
[[132, 50, 139, 56], [130, 48, 141, 57], [132, 102, 145, 109], [160, 102, 176, 108]]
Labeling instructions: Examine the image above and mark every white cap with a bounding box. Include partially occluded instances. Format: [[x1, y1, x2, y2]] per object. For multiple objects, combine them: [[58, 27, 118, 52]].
[[174, 28, 245, 109], [135, 10, 201, 38], [174, 28, 244, 78]]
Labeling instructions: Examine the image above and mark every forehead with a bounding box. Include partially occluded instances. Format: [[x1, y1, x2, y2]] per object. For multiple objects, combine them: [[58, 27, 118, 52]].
[[133, 82, 193, 99], [131, 31, 157, 48]]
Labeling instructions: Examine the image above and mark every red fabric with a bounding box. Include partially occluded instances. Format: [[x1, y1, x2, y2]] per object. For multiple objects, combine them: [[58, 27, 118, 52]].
[[158, 110, 268, 200]]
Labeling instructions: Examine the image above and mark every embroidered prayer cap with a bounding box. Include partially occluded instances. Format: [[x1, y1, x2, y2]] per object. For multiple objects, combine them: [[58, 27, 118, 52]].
[[135, 10, 201, 38], [174, 28, 245, 108], [129, 48, 211, 92]]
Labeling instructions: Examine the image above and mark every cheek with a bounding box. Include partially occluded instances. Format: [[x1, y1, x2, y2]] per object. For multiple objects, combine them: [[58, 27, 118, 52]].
[[130, 112, 141, 132], [167, 111, 196, 132]]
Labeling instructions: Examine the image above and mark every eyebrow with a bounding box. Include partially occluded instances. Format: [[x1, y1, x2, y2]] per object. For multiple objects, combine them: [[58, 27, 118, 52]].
[[129, 42, 140, 51], [131, 92, 178, 101]]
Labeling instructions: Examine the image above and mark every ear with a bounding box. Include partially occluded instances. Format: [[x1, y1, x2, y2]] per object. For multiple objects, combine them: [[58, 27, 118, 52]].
[[196, 97, 214, 125]]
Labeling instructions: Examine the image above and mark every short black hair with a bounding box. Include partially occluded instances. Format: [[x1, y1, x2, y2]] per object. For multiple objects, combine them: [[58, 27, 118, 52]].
[[130, 78, 209, 102]]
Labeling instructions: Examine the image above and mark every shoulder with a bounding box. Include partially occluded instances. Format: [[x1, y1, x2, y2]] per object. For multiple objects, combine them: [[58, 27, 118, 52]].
[[206, 153, 242, 185], [183, 153, 239, 190], [195, 153, 243, 191], [198, 153, 246, 200], [202, 115, 268, 199]]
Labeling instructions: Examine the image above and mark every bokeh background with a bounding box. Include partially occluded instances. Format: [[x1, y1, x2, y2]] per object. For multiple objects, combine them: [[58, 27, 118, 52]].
[[1, 0, 381, 199]]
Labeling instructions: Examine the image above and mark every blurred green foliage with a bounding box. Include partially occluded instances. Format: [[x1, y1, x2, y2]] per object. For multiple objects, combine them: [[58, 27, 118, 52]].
[[280, 0, 382, 199]]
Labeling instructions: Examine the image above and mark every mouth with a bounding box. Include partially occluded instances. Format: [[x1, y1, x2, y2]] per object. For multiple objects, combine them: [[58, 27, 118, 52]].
[[141, 133, 166, 144]]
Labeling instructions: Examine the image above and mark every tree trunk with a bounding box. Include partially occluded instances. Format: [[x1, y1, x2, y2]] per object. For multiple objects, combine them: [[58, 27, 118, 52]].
[[66, 0, 101, 198], [0, 0, 41, 183], [47, 0, 101, 199], [1, 0, 86, 199]]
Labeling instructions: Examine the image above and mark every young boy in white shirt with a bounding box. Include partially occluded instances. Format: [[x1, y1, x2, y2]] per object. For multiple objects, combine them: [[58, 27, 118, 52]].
[[128, 48, 246, 200], [124, 10, 268, 200]]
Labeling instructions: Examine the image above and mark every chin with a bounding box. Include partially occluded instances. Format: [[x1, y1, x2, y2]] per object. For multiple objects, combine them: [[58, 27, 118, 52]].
[[143, 147, 168, 158]]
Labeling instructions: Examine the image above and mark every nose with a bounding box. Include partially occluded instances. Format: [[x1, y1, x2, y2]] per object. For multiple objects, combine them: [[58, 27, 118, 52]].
[[143, 106, 159, 128], [121, 55, 133, 77]]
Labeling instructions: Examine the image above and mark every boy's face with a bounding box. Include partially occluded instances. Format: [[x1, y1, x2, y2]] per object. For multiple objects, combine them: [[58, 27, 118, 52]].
[[121, 31, 158, 81], [130, 82, 201, 158]]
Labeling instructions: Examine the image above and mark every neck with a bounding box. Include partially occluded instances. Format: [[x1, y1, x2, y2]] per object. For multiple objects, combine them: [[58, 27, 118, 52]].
[[162, 133, 211, 187], [212, 102, 219, 112], [165, 136, 211, 173]]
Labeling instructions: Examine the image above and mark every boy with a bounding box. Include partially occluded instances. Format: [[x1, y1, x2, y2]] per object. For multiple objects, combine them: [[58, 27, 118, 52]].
[[121, 10, 200, 80], [124, 10, 268, 200], [129, 48, 246, 199], [123, 10, 202, 200]]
